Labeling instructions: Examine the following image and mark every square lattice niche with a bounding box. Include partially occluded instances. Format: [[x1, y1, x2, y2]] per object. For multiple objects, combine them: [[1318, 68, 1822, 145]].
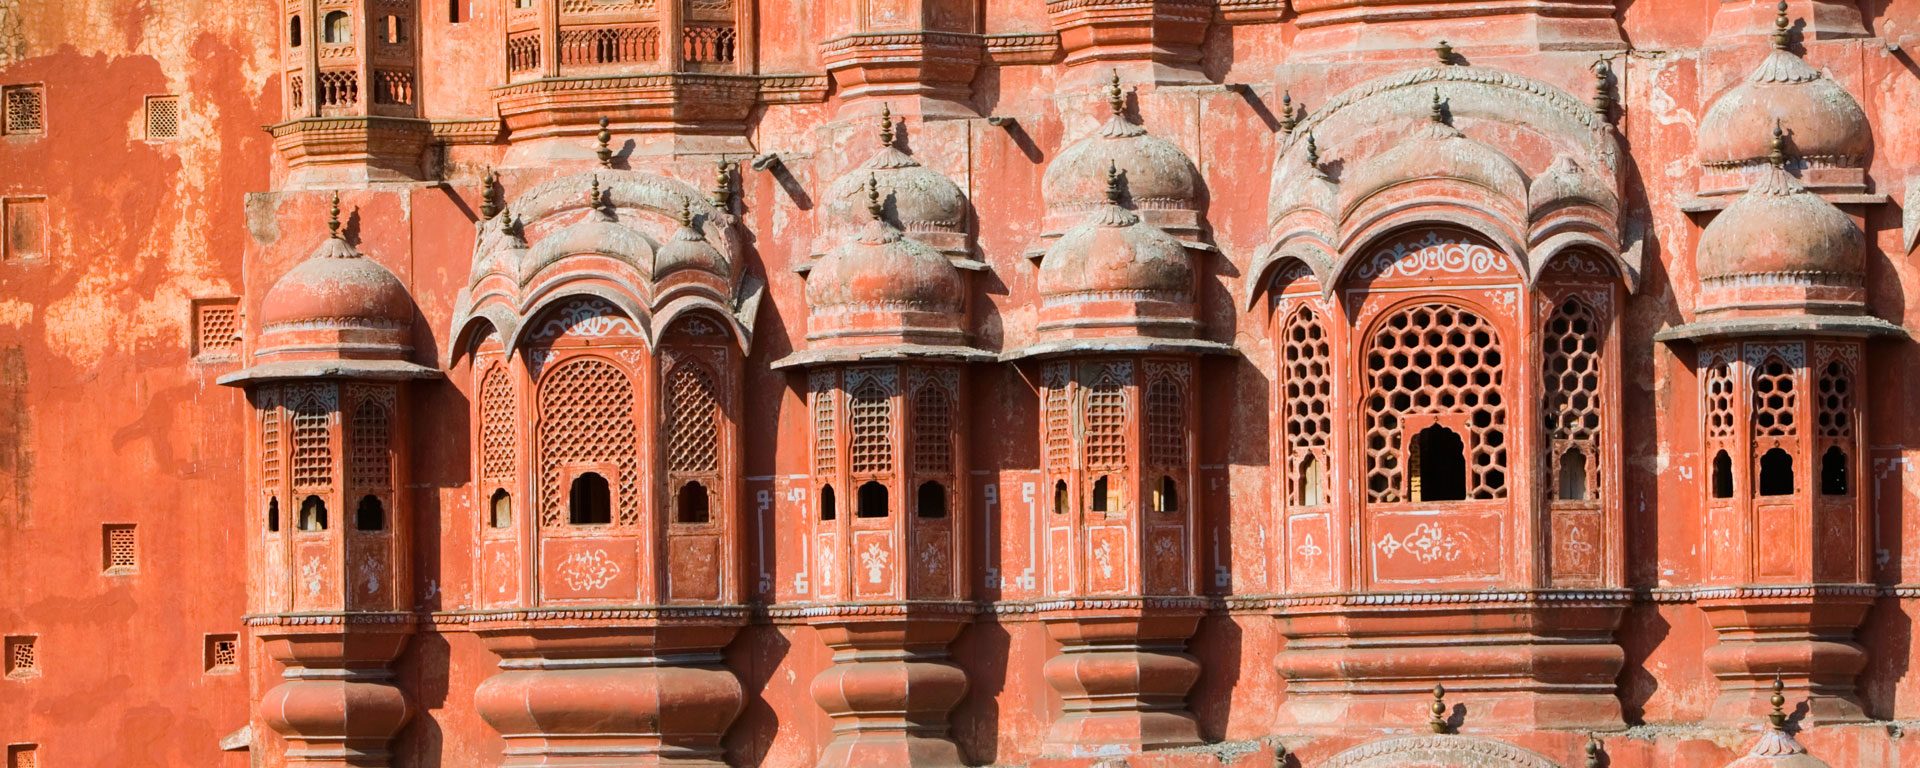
[[192, 297, 241, 359], [5, 743, 37, 768], [203, 633, 239, 673], [4, 635, 36, 678]]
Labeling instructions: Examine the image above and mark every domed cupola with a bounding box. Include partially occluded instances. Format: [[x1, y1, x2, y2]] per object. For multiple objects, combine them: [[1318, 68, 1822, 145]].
[[655, 202, 730, 280], [221, 194, 436, 384], [817, 105, 973, 264], [779, 176, 980, 366], [1040, 73, 1204, 245], [1697, 2, 1869, 197], [522, 177, 658, 282], [1694, 128, 1866, 320], [1722, 680, 1833, 768], [1340, 90, 1529, 223]]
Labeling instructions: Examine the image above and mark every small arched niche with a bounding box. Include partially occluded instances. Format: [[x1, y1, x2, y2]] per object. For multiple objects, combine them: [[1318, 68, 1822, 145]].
[[1821, 446, 1849, 496], [569, 472, 612, 525], [489, 489, 512, 529], [1409, 424, 1467, 502], [1712, 450, 1734, 499], [299, 495, 329, 532], [917, 481, 947, 519], [355, 495, 386, 532], [820, 484, 837, 521], [1758, 448, 1795, 497], [857, 481, 889, 518], [267, 497, 281, 533], [322, 10, 351, 44], [677, 481, 711, 524]]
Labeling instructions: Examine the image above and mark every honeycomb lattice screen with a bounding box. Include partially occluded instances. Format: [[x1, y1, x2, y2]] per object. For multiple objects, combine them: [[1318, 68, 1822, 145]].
[[145, 95, 181, 140], [104, 524, 137, 573]]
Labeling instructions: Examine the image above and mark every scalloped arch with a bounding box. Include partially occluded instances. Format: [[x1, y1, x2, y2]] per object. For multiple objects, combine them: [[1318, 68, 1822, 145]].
[[1322, 736, 1563, 768]]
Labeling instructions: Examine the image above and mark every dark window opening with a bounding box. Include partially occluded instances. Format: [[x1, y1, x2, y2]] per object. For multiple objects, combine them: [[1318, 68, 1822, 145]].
[[820, 484, 836, 521], [1298, 454, 1322, 507], [489, 489, 512, 529], [322, 10, 351, 43], [1557, 447, 1589, 501], [1712, 450, 1735, 499], [857, 481, 889, 518], [1821, 446, 1849, 496], [569, 472, 612, 525], [1091, 475, 1112, 514], [1153, 476, 1178, 514], [290, 16, 303, 47], [1053, 480, 1068, 515], [1409, 425, 1466, 502], [355, 495, 386, 531], [917, 481, 947, 519], [267, 497, 281, 532], [677, 481, 711, 524], [298, 495, 328, 532], [383, 14, 405, 44], [448, 0, 466, 23], [1759, 448, 1795, 497]]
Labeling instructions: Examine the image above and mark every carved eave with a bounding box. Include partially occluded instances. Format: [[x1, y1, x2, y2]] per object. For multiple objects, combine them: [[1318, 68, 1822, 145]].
[[983, 32, 1064, 65], [217, 358, 442, 387], [1216, 0, 1284, 24], [429, 118, 506, 146], [1043, 0, 1211, 75], [1653, 314, 1909, 343], [493, 74, 765, 142], [266, 116, 434, 182], [1679, 191, 1889, 213], [1001, 336, 1234, 361], [821, 31, 983, 115], [770, 343, 996, 370]]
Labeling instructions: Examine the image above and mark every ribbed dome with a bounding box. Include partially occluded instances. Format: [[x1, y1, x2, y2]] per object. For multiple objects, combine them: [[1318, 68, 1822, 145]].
[[1698, 39, 1868, 170], [819, 108, 968, 260], [524, 213, 656, 280], [807, 194, 963, 314], [1696, 162, 1862, 280], [1044, 79, 1200, 220], [655, 207, 728, 279], [1341, 108, 1527, 215], [260, 233, 412, 330], [1040, 168, 1191, 300], [1529, 154, 1618, 214], [1270, 134, 1338, 225]]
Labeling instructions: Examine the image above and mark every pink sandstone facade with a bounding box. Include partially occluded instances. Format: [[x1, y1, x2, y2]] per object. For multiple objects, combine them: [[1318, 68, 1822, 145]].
[[5, 0, 1920, 766]]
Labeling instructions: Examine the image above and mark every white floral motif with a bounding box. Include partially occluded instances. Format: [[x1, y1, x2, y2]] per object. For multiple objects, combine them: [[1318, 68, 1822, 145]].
[[359, 557, 381, 596], [818, 545, 836, 591], [1374, 523, 1464, 564], [1093, 539, 1116, 579], [301, 556, 324, 597], [1295, 533, 1325, 561], [556, 548, 622, 591], [1354, 231, 1511, 281], [527, 297, 643, 342], [862, 542, 889, 584], [918, 541, 946, 575]]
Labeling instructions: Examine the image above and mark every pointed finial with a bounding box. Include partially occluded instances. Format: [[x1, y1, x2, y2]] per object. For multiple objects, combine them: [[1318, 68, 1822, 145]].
[[1591, 59, 1615, 120], [1281, 90, 1299, 133], [1428, 684, 1449, 734], [711, 158, 732, 209], [596, 116, 614, 169], [588, 175, 604, 213], [1436, 39, 1455, 65], [480, 167, 500, 221], [1585, 735, 1604, 768], [864, 174, 884, 221], [679, 199, 695, 228], [1430, 89, 1447, 124], [1106, 69, 1126, 117], [1769, 121, 1789, 168], [1772, 0, 1791, 50], [1305, 132, 1319, 168], [1769, 674, 1788, 729], [327, 192, 342, 238], [500, 206, 518, 237], [878, 102, 895, 149], [1105, 160, 1124, 205]]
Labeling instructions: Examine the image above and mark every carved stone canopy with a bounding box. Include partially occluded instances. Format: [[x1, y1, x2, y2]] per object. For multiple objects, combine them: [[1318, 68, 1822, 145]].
[[1697, 40, 1869, 197], [1321, 735, 1564, 768]]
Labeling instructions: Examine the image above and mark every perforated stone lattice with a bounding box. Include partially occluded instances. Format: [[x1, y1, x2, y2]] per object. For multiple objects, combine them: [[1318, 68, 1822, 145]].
[[1817, 360, 1854, 441], [1364, 304, 1508, 502], [1043, 363, 1073, 472], [290, 389, 333, 491], [912, 377, 954, 477], [5, 637, 34, 677], [1752, 356, 1798, 441], [1145, 373, 1185, 471], [848, 376, 893, 476], [480, 365, 516, 481], [2, 84, 40, 135], [349, 395, 391, 490], [105, 525, 136, 572], [6, 744, 36, 768], [1542, 298, 1603, 498], [1705, 358, 1737, 444], [195, 302, 238, 356], [144, 95, 180, 139], [666, 362, 720, 475], [261, 399, 282, 489], [1282, 307, 1333, 501], [1083, 365, 1130, 472], [811, 375, 836, 477], [537, 358, 638, 526]]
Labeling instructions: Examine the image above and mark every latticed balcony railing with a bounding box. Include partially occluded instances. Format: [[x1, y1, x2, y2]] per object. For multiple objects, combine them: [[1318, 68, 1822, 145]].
[[504, 0, 738, 82]]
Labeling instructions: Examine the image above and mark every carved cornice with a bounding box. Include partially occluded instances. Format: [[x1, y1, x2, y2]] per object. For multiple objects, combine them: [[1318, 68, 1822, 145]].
[[990, 596, 1211, 616], [1217, 0, 1285, 23], [429, 117, 505, 145], [244, 611, 419, 628], [759, 74, 831, 104], [762, 600, 979, 624], [1267, 589, 1633, 610], [439, 605, 753, 625], [982, 32, 1063, 65]]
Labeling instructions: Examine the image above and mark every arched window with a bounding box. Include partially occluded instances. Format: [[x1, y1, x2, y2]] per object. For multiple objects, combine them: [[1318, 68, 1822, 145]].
[[849, 377, 892, 476], [1712, 450, 1735, 499], [917, 481, 947, 519], [1365, 304, 1506, 502], [1053, 480, 1068, 515], [489, 489, 512, 529], [355, 495, 386, 531], [322, 11, 351, 44], [819, 484, 837, 521], [1557, 447, 1589, 501], [480, 364, 517, 483], [1408, 424, 1467, 502], [267, 497, 281, 533], [857, 481, 889, 518], [1091, 475, 1111, 514], [677, 481, 710, 524], [570, 472, 612, 525], [1821, 446, 1849, 496], [290, 15, 303, 47], [1297, 454, 1323, 507], [538, 357, 637, 527], [912, 374, 954, 477], [299, 495, 329, 532], [1758, 448, 1795, 497], [1152, 475, 1178, 514]]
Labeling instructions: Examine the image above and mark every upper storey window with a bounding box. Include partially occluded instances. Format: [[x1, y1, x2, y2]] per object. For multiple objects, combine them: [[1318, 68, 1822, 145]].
[[506, 0, 742, 80], [323, 11, 351, 44], [1363, 303, 1507, 504]]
